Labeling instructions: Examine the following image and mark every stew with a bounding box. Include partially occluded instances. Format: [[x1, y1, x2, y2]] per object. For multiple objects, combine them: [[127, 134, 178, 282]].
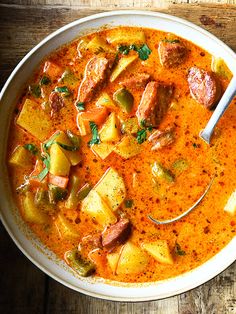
[[7, 26, 236, 283]]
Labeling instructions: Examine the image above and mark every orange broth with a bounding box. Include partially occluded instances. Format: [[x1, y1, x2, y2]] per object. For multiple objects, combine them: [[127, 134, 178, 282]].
[[7, 27, 236, 283]]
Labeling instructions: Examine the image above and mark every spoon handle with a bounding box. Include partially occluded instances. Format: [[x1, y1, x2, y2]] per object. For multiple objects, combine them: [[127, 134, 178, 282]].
[[200, 75, 236, 144]]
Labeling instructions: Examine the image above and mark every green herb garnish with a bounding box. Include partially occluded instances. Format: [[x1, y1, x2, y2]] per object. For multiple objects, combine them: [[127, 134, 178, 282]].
[[137, 129, 147, 144], [118, 45, 130, 55], [76, 102, 85, 111], [55, 86, 70, 96], [136, 44, 151, 61], [125, 199, 133, 208], [175, 243, 186, 256], [140, 119, 146, 128], [43, 132, 60, 151], [24, 144, 38, 155], [118, 44, 152, 61], [88, 121, 100, 146], [40, 76, 51, 85], [29, 84, 41, 98]]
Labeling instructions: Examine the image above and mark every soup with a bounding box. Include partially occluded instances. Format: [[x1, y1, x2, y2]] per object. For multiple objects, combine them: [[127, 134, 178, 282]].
[[7, 27, 236, 283]]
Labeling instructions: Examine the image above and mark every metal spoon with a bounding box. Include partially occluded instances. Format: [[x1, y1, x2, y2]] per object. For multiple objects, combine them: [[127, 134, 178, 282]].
[[200, 76, 236, 144], [148, 175, 215, 225]]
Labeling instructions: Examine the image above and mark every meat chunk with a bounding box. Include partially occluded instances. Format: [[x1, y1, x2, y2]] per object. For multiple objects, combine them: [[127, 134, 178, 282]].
[[158, 40, 187, 68], [148, 127, 175, 150], [136, 81, 174, 127], [49, 91, 65, 116], [77, 56, 114, 103], [102, 218, 131, 249], [119, 73, 151, 89], [187, 67, 221, 109]]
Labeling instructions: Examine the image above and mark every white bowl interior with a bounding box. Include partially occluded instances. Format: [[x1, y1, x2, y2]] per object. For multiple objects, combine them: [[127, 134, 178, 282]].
[[0, 11, 236, 301]]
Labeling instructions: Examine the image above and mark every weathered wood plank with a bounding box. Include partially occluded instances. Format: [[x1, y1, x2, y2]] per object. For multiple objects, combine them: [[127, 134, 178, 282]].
[[0, 222, 46, 314], [1, 0, 236, 7], [0, 3, 235, 89]]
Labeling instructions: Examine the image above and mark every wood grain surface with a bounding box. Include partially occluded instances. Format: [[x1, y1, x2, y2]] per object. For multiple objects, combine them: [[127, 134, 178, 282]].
[[0, 2, 236, 314]]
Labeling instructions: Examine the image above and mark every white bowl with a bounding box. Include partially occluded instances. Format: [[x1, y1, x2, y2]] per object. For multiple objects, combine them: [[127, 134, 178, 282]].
[[0, 10, 236, 302]]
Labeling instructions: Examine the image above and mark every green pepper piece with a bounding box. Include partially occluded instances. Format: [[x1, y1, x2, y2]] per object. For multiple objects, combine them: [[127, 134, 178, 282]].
[[65, 249, 95, 277], [65, 175, 81, 209], [152, 162, 174, 183], [113, 88, 134, 113], [77, 183, 92, 201], [48, 185, 68, 203], [172, 159, 189, 175], [66, 130, 81, 149]]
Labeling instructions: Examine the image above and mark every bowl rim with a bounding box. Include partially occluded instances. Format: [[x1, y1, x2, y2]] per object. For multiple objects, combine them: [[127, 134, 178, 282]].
[[1, 10, 236, 302]]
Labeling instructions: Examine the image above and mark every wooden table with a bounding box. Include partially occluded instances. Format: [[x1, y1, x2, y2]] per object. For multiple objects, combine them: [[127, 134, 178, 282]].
[[0, 2, 236, 313]]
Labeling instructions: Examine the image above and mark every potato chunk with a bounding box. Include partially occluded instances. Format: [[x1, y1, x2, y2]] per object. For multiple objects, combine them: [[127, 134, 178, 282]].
[[17, 99, 52, 141], [55, 213, 80, 239], [100, 113, 120, 142], [22, 191, 49, 224], [224, 190, 236, 215], [110, 55, 137, 82], [94, 167, 126, 211], [91, 142, 115, 160], [107, 252, 120, 274], [86, 35, 115, 53], [82, 190, 117, 227], [142, 240, 173, 265], [114, 135, 141, 159], [9, 146, 33, 168], [116, 242, 148, 274], [49, 143, 71, 176], [107, 29, 145, 45], [56, 131, 81, 166], [96, 92, 116, 109]]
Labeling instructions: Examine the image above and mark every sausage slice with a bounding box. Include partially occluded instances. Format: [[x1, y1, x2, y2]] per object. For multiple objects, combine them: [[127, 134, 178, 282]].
[[77, 56, 114, 103], [102, 218, 131, 249], [187, 67, 221, 109], [158, 40, 187, 68], [148, 127, 175, 150], [49, 91, 65, 116], [136, 81, 174, 127]]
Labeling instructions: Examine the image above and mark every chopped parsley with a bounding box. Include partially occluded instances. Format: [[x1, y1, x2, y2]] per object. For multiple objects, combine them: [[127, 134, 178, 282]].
[[24, 143, 38, 155], [136, 44, 151, 61], [118, 44, 152, 61], [76, 101, 85, 111], [137, 129, 147, 144], [125, 199, 133, 208], [118, 45, 130, 55], [192, 143, 200, 149], [40, 76, 51, 85], [175, 243, 186, 256], [55, 86, 70, 96], [88, 121, 100, 146]]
